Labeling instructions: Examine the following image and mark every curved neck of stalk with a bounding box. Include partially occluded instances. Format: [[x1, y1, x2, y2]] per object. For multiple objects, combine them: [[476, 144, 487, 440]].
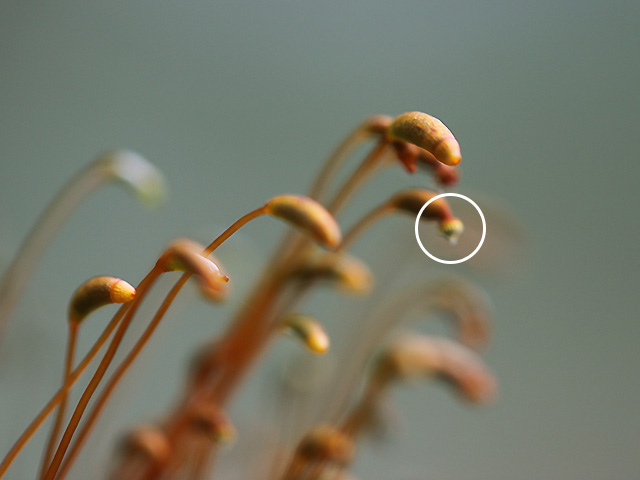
[[204, 206, 267, 255], [0, 164, 110, 341]]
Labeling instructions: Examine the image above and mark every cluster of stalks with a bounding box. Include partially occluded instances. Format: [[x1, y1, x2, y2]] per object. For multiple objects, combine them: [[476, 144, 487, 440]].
[[0, 111, 497, 480]]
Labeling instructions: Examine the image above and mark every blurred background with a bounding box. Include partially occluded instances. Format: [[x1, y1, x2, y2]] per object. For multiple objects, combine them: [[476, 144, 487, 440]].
[[1, 1, 638, 479]]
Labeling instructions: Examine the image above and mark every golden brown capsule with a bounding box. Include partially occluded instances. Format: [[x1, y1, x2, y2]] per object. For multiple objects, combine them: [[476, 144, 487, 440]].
[[388, 112, 461, 166], [68, 276, 136, 324], [281, 313, 330, 354], [265, 195, 342, 250]]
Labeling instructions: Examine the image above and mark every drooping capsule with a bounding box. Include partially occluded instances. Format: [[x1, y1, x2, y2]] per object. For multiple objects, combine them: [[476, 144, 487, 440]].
[[388, 189, 464, 244], [68, 276, 136, 324], [157, 239, 229, 302], [388, 112, 461, 166], [265, 195, 342, 250]]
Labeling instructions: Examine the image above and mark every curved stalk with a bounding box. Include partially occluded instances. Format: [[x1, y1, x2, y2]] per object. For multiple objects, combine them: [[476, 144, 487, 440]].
[[51, 206, 268, 479], [54, 274, 189, 480], [43, 268, 161, 480], [275, 139, 391, 280], [308, 115, 390, 201], [0, 166, 108, 340]]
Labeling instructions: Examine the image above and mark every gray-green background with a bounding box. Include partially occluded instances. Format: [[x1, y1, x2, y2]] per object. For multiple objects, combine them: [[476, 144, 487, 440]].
[[1, 1, 638, 479]]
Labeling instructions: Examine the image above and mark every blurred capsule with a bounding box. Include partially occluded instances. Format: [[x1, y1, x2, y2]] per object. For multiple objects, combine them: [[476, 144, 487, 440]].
[[281, 313, 330, 354], [119, 425, 170, 465], [295, 425, 355, 466], [290, 253, 373, 295], [187, 402, 236, 444], [375, 334, 496, 404]]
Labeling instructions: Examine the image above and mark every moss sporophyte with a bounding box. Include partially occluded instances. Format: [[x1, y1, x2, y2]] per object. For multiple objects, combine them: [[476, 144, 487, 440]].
[[0, 111, 498, 480]]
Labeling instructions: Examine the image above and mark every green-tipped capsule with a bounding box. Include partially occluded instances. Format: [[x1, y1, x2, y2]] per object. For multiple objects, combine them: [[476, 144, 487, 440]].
[[438, 218, 464, 245]]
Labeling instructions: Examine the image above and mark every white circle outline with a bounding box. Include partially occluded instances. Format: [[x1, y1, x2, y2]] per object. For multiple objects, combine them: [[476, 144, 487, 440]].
[[414, 193, 486, 265]]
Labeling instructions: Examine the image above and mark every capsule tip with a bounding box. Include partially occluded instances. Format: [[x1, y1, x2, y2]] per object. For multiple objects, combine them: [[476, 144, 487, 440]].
[[109, 279, 137, 304]]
